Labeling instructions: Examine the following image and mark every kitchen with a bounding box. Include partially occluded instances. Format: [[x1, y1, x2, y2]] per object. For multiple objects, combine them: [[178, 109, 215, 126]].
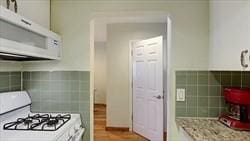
[[0, 0, 250, 141]]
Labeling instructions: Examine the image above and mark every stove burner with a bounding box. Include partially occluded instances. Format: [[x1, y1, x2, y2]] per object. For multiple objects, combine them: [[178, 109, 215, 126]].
[[3, 114, 71, 131], [23, 119, 33, 125], [47, 118, 59, 126]]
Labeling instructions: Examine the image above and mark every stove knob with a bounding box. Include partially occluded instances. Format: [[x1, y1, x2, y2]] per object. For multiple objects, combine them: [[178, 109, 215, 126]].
[[74, 124, 81, 132], [68, 129, 74, 140]]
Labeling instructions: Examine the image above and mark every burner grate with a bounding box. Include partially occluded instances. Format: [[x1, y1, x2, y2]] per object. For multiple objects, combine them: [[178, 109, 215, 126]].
[[3, 114, 71, 131]]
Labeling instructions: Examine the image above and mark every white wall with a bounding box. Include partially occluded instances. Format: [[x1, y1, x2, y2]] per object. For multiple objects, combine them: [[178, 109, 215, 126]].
[[94, 42, 107, 104], [0, 0, 50, 29], [106, 23, 167, 128]]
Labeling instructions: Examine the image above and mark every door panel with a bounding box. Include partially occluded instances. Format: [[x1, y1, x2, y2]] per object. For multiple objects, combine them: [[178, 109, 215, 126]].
[[133, 36, 163, 141]]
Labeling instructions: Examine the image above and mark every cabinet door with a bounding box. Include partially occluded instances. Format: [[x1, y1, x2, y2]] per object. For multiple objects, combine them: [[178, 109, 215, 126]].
[[0, 0, 50, 28], [209, 0, 250, 70]]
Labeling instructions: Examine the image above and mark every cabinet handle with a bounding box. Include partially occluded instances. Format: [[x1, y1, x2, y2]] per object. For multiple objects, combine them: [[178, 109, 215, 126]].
[[241, 50, 248, 68]]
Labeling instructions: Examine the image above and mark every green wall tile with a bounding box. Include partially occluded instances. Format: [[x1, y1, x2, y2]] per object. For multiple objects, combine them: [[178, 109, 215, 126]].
[[176, 101, 186, 108], [198, 107, 208, 117], [10, 75, 21, 86], [232, 72, 242, 87], [0, 72, 21, 93], [221, 73, 232, 86], [198, 97, 208, 107], [242, 72, 250, 87], [176, 107, 186, 117], [187, 97, 197, 107], [176, 75, 186, 85], [0, 76, 9, 88], [40, 72, 50, 80], [198, 86, 208, 96], [220, 97, 226, 107], [23, 72, 30, 81], [209, 72, 221, 85], [176, 71, 187, 76], [22, 71, 90, 140], [209, 97, 220, 107], [175, 70, 247, 118], [71, 81, 79, 91], [71, 71, 80, 80], [209, 86, 221, 96], [186, 72, 197, 85], [209, 108, 220, 117], [198, 72, 208, 85], [31, 72, 40, 80], [186, 86, 197, 97], [0, 72, 9, 76], [186, 108, 197, 117]]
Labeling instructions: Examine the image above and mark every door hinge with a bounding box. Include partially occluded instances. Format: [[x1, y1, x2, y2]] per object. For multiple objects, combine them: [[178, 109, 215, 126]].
[[131, 50, 133, 56]]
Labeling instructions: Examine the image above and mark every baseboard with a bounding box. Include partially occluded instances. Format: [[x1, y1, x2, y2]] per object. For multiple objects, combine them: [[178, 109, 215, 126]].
[[105, 127, 129, 131], [164, 131, 167, 141], [94, 103, 106, 107]]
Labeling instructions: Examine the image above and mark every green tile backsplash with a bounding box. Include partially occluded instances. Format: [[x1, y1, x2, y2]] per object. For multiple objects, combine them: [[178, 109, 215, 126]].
[[23, 71, 90, 141], [176, 71, 250, 118], [0, 72, 21, 92]]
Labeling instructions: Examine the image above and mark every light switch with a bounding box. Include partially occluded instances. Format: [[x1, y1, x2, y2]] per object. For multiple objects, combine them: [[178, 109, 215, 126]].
[[176, 88, 185, 101]]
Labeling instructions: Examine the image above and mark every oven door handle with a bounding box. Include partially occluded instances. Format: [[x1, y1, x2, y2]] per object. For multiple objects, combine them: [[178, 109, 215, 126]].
[[74, 127, 85, 141]]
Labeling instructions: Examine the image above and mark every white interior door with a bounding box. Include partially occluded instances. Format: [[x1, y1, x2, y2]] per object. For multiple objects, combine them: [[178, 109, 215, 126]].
[[132, 36, 163, 141]]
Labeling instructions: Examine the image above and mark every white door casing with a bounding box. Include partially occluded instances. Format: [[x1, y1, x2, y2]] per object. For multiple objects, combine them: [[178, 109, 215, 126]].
[[132, 36, 163, 141]]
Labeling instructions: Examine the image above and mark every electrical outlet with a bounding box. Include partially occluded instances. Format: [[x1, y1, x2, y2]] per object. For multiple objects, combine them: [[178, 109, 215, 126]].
[[176, 88, 185, 101]]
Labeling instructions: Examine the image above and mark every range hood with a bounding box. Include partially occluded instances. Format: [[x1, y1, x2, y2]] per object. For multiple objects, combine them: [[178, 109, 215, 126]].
[[0, 6, 62, 61]]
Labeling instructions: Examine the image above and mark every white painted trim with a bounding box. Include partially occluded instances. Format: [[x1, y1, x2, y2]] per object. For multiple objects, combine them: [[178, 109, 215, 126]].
[[89, 20, 95, 141], [166, 17, 172, 141], [128, 40, 139, 131]]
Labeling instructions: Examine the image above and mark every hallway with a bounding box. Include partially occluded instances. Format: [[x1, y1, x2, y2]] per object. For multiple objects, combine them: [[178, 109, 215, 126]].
[[94, 104, 148, 141]]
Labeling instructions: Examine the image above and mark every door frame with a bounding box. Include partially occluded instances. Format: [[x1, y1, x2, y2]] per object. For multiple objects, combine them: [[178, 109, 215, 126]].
[[128, 40, 137, 131], [90, 12, 172, 141]]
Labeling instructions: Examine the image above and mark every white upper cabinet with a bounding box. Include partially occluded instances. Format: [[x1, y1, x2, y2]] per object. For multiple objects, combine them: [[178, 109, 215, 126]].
[[0, 0, 50, 29], [209, 0, 250, 71]]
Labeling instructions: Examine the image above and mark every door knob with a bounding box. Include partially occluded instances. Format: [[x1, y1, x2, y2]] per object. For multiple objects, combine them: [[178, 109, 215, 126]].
[[153, 95, 163, 99]]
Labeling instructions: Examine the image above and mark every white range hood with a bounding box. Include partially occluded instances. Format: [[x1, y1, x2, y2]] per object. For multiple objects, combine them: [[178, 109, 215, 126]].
[[0, 5, 62, 61]]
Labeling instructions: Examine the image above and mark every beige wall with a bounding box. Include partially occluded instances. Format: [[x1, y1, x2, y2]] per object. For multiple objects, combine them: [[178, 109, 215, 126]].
[[26, 0, 209, 140], [94, 42, 107, 104], [106, 23, 167, 128], [0, 61, 22, 71]]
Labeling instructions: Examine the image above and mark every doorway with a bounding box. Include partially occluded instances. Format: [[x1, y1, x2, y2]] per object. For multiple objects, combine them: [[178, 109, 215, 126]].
[[90, 13, 171, 141]]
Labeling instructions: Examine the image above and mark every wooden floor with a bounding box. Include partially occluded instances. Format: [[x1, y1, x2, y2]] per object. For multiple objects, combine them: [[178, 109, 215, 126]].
[[94, 104, 148, 141]]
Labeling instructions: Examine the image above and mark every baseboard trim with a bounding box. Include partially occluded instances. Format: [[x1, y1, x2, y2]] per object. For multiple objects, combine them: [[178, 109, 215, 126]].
[[164, 131, 167, 141], [94, 104, 106, 107], [105, 127, 129, 131]]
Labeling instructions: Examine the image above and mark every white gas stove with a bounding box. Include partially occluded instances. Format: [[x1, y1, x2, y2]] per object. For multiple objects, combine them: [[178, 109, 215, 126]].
[[0, 91, 85, 141]]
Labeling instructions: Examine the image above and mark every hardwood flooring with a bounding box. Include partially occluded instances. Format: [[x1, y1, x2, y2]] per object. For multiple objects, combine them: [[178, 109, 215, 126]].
[[94, 104, 148, 141]]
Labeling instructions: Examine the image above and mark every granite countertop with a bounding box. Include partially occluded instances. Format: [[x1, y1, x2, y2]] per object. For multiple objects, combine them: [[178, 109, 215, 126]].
[[176, 118, 250, 141]]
